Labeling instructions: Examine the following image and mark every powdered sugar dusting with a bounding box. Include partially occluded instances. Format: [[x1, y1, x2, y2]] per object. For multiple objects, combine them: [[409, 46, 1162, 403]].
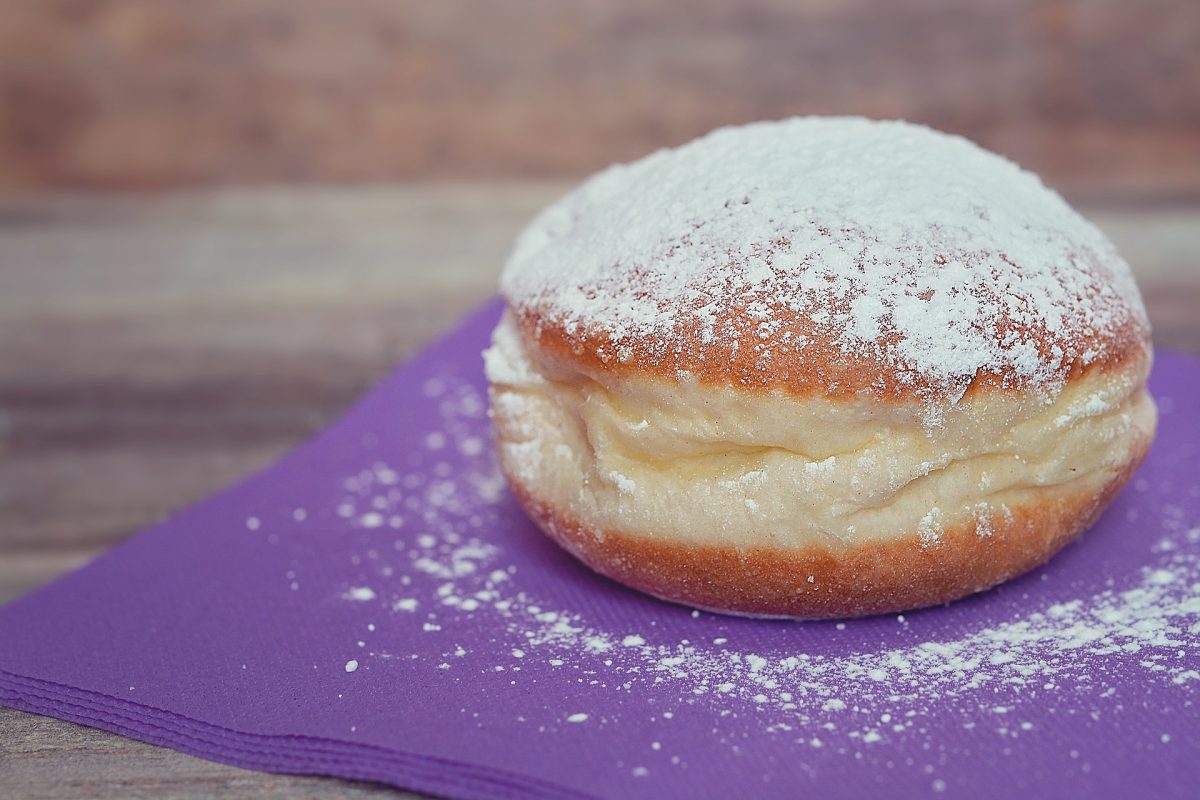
[[298, 369, 1199, 767], [502, 117, 1146, 403], [918, 507, 944, 548]]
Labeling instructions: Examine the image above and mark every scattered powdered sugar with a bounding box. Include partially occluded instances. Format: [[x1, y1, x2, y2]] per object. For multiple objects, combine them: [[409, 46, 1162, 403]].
[[1056, 391, 1118, 428], [501, 117, 1146, 404], [804, 456, 837, 477], [917, 507, 944, 548], [608, 471, 637, 494], [506, 546, 1198, 726], [305, 372, 1196, 762]]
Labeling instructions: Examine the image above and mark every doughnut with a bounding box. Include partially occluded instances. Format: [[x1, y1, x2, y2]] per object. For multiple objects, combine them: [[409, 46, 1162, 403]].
[[484, 117, 1157, 619]]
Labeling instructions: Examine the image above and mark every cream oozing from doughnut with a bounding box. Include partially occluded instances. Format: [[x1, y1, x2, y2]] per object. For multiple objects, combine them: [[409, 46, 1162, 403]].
[[487, 312, 1155, 553]]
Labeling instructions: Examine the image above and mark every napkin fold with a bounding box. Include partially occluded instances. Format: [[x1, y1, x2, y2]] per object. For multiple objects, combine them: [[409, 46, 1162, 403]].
[[2, 300, 1198, 800]]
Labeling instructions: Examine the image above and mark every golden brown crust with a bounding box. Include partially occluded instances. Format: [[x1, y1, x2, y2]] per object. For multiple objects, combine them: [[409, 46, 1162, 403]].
[[502, 434, 1152, 619], [502, 119, 1154, 405], [515, 302, 1152, 403]]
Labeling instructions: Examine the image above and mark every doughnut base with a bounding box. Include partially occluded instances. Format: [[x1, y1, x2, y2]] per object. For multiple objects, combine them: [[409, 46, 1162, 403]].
[[502, 436, 1152, 619]]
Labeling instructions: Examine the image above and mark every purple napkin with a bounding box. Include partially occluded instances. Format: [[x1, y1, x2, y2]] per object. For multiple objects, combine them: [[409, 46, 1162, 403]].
[[2, 299, 1198, 800]]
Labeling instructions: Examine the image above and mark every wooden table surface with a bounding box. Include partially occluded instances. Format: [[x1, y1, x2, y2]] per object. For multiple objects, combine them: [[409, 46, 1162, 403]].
[[1, 185, 1198, 797]]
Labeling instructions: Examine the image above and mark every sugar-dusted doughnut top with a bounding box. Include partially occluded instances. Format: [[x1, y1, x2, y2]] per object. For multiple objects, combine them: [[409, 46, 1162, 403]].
[[500, 117, 1149, 405]]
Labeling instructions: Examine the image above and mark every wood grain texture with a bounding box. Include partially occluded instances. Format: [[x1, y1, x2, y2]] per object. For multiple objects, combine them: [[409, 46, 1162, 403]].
[[0, 708, 416, 799], [2, 1, 1199, 197], [0, 184, 1198, 797]]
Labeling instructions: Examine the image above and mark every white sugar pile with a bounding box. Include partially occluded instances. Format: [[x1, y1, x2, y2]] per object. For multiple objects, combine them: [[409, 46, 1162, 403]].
[[501, 117, 1146, 400], [324, 374, 1197, 754]]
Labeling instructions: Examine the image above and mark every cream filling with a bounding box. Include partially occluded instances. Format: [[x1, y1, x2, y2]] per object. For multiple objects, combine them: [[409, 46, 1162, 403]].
[[485, 312, 1157, 551]]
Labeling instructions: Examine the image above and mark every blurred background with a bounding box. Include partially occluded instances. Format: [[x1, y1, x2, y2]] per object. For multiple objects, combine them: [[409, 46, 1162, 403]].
[[2, 1, 1199, 794], [3, 0, 1198, 198]]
